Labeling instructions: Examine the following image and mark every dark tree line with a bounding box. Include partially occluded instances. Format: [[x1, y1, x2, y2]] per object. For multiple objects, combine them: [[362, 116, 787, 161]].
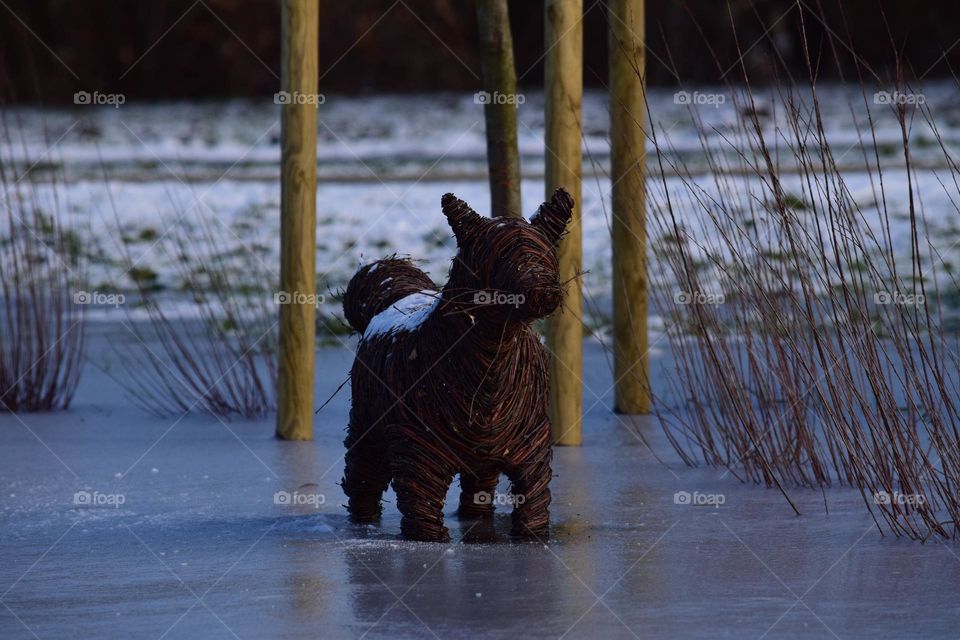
[[2, 0, 957, 103]]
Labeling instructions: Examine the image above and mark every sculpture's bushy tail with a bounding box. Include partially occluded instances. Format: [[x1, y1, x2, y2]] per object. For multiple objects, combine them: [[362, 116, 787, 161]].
[[342, 257, 437, 334]]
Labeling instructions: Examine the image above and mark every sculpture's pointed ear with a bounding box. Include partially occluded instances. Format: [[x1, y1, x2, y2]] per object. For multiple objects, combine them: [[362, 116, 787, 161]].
[[441, 193, 484, 243], [531, 188, 574, 247]]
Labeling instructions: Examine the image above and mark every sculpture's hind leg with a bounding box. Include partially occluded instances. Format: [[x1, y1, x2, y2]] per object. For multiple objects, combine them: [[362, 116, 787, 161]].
[[505, 436, 552, 540], [457, 465, 500, 518], [389, 426, 456, 542], [342, 414, 392, 523]]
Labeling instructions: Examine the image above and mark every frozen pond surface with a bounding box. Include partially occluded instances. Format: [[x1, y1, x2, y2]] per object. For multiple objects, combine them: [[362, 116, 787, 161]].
[[2, 328, 960, 639]]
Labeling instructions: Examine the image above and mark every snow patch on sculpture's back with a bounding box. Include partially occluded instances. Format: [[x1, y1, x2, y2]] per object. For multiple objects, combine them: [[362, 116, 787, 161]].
[[362, 290, 439, 340]]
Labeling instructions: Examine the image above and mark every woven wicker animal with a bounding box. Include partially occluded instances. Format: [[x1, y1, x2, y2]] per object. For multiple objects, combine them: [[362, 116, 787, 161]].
[[341, 189, 573, 542]]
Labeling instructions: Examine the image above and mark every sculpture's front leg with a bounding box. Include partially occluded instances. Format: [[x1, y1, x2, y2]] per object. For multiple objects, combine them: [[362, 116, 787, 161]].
[[389, 425, 457, 542], [505, 422, 552, 540], [457, 464, 501, 518]]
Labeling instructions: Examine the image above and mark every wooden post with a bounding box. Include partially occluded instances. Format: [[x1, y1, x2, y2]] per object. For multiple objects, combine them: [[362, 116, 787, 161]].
[[475, 0, 522, 218], [545, 0, 583, 445], [276, 0, 318, 440], [609, 0, 649, 414]]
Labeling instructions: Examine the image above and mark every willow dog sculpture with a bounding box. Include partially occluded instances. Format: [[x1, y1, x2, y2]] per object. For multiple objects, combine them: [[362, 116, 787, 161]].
[[341, 189, 573, 542]]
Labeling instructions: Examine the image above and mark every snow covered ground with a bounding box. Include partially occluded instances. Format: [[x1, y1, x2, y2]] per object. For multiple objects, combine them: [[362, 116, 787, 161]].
[[2, 328, 960, 639], [7, 83, 960, 172], [6, 83, 960, 333]]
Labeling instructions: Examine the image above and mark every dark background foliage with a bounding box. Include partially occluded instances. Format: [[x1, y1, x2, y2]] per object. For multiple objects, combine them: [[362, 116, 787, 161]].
[[2, 0, 957, 103]]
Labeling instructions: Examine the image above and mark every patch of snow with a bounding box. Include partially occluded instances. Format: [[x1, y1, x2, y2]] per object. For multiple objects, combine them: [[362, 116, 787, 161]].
[[6, 86, 960, 331], [6, 85, 958, 172], [363, 290, 439, 340]]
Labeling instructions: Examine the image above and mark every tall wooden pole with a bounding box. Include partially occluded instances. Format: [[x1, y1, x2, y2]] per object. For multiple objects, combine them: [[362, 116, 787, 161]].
[[476, 0, 522, 218], [545, 0, 583, 445], [276, 0, 318, 440], [609, 0, 649, 414]]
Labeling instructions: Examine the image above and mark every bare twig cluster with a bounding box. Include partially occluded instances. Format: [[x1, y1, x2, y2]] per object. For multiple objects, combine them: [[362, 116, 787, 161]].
[[0, 120, 85, 413], [648, 62, 960, 538], [110, 205, 278, 419]]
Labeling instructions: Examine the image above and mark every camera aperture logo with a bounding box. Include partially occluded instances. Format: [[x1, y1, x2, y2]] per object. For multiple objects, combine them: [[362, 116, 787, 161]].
[[474, 91, 525, 106], [873, 490, 925, 506], [874, 90, 925, 107], [674, 290, 725, 305], [873, 291, 924, 307], [73, 490, 126, 508], [674, 490, 725, 508], [472, 491, 525, 507], [74, 90, 125, 108], [674, 90, 726, 108], [274, 291, 325, 309], [274, 490, 326, 508], [473, 290, 525, 308], [74, 290, 126, 308], [274, 91, 325, 107]]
